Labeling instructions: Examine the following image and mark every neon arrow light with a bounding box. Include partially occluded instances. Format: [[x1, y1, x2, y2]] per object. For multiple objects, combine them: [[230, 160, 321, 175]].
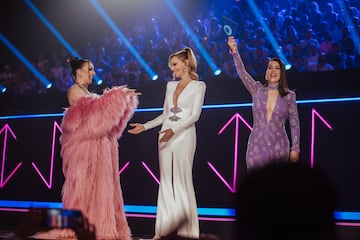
[[141, 161, 160, 185], [32, 121, 62, 189], [311, 108, 333, 168], [207, 113, 252, 193], [119, 161, 130, 175], [0, 124, 22, 187]]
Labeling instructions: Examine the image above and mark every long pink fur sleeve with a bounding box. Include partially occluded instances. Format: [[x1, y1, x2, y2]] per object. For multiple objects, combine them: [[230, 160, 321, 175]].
[[61, 87, 138, 140]]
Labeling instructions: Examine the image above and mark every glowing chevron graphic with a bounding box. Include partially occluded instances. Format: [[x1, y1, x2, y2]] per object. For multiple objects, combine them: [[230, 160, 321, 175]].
[[119, 161, 130, 174], [32, 121, 62, 189], [141, 161, 160, 184], [207, 113, 252, 192], [311, 108, 333, 168], [0, 124, 22, 187]]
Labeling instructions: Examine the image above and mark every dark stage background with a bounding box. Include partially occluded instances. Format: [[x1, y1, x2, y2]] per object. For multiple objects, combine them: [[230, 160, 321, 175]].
[[0, 69, 359, 210], [0, 67, 360, 240], [1, 0, 360, 239]]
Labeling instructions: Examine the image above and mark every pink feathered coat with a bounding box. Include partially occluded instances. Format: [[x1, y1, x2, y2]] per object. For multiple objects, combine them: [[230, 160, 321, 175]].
[[59, 87, 137, 239]]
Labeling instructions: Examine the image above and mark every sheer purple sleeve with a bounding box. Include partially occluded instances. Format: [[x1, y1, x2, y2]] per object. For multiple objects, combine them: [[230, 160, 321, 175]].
[[288, 91, 300, 153], [231, 51, 262, 95]]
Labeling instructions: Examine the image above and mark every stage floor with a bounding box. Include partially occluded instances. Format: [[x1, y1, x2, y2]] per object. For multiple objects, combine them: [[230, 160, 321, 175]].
[[0, 212, 360, 240]]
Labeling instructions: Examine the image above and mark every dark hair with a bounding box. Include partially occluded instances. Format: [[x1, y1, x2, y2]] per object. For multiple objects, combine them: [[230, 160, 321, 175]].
[[67, 56, 90, 80], [265, 57, 289, 97]]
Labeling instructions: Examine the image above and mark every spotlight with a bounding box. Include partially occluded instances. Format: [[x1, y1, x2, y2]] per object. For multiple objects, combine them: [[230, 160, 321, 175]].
[[152, 75, 159, 81], [1, 33, 52, 90], [46, 83, 52, 89], [214, 69, 222, 76], [95, 69, 104, 85], [285, 64, 292, 70], [165, 0, 221, 76], [90, 0, 157, 82], [246, 0, 291, 70], [0, 85, 6, 93]]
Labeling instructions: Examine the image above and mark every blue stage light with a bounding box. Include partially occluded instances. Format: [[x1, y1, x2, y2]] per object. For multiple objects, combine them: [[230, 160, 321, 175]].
[[0, 85, 7, 93], [97, 79, 103, 85], [165, 0, 221, 77], [90, 0, 158, 81], [24, 0, 102, 85], [246, 0, 291, 69], [152, 75, 159, 81], [1, 97, 359, 121], [0, 33, 52, 90], [214, 69, 222, 76], [335, 0, 360, 55]]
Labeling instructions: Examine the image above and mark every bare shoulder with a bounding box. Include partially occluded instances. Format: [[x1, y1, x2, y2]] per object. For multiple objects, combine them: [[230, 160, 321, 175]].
[[67, 85, 84, 106]]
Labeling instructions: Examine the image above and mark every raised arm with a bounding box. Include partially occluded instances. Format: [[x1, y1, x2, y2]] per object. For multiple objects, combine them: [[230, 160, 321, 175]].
[[227, 36, 261, 95]]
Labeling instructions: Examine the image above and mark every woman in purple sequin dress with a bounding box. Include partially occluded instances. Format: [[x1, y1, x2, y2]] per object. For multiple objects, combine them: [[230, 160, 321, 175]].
[[228, 36, 300, 169]]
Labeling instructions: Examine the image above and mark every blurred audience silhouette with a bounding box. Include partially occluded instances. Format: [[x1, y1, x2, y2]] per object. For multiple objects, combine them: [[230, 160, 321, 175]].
[[235, 161, 339, 240]]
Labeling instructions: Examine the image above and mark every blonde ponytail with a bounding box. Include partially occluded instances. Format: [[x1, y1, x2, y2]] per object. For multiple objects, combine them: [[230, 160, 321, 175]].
[[169, 47, 199, 80]]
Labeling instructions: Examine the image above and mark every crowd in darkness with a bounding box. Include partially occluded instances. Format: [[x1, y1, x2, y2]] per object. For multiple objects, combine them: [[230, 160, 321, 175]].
[[0, 0, 359, 96]]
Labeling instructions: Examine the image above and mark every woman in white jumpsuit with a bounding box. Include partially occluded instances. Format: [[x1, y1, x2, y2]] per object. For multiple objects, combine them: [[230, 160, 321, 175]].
[[128, 47, 206, 239]]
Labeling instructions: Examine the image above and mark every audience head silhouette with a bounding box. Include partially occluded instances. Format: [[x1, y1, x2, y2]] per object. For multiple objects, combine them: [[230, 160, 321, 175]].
[[235, 162, 338, 240]]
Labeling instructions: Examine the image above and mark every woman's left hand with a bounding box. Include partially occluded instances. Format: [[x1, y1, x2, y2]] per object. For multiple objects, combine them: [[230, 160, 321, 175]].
[[159, 129, 174, 142], [289, 151, 299, 162]]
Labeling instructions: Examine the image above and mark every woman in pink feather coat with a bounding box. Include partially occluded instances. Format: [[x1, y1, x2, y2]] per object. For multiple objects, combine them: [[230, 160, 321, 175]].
[[37, 56, 140, 240]]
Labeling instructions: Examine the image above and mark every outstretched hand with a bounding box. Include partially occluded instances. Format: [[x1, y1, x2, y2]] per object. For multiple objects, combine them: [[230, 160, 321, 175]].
[[116, 85, 142, 97], [128, 123, 145, 134], [227, 36, 238, 54]]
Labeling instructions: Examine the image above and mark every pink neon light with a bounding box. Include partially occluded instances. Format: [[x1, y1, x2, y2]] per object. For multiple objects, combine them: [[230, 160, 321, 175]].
[[336, 222, 360, 227], [218, 113, 253, 134], [207, 161, 234, 192], [141, 161, 160, 184], [208, 113, 252, 193], [0, 124, 22, 188], [32, 121, 62, 189], [0, 208, 29, 212], [199, 217, 236, 222], [119, 161, 130, 174], [311, 109, 333, 168]]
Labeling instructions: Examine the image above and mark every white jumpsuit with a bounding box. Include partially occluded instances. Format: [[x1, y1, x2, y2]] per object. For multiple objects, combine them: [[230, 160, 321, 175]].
[[143, 80, 206, 239]]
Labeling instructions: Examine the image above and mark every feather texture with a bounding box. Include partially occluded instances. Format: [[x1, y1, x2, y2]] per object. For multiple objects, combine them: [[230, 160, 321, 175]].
[[55, 87, 138, 240]]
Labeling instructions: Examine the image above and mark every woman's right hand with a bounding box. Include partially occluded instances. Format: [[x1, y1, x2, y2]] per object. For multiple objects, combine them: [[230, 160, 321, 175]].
[[118, 85, 142, 97], [128, 123, 145, 134], [227, 36, 238, 54]]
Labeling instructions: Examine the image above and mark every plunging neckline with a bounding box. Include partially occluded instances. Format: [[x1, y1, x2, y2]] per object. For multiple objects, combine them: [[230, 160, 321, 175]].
[[266, 89, 279, 123], [173, 80, 192, 107]]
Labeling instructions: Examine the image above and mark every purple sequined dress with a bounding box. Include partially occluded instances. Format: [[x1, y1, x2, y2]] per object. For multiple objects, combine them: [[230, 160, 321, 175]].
[[232, 52, 300, 169]]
